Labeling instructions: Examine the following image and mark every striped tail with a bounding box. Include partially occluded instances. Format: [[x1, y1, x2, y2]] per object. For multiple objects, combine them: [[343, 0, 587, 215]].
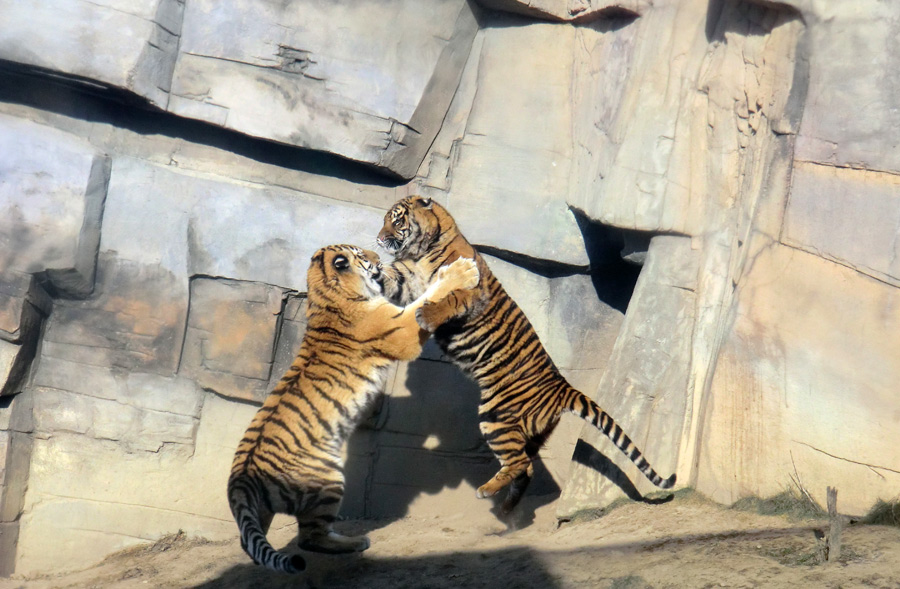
[[227, 478, 305, 574], [568, 391, 676, 489]]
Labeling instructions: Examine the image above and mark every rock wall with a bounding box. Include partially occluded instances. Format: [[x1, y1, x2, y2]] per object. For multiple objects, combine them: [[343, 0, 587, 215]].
[[1, 0, 898, 576]]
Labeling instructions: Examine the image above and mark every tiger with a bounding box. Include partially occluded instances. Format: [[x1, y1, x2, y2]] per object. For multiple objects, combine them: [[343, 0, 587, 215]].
[[227, 244, 480, 574], [376, 196, 676, 515]]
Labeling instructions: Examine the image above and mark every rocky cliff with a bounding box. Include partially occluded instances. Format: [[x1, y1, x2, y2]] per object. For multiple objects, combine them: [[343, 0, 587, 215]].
[[0, 0, 897, 576]]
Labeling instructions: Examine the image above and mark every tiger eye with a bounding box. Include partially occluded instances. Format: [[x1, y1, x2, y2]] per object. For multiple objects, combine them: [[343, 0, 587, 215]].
[[333, 255, 349, 270]]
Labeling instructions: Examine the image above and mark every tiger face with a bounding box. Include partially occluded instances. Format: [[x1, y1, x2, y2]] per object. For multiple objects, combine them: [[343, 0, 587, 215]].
[[308, 244, 384, 299], [376, 195, 437, 260]]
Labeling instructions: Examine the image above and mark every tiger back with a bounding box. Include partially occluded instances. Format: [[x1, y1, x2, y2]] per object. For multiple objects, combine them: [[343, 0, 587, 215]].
[[377, 197, 676, 515], [227, 244, 479, 574]]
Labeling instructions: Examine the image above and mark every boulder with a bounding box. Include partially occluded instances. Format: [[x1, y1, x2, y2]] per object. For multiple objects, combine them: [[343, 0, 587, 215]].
[[558, 236, 698, 518], [0, 0, 182, 107], [181, 278, 288, 403], [169, 0, 478, 178]]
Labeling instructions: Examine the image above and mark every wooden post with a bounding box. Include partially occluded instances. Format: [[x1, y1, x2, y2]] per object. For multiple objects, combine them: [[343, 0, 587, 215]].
[[826, 486, 841, 561]]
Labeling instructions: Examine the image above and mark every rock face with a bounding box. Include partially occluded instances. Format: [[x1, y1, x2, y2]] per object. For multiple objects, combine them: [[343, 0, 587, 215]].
[[0, 0, 478, 178], [1, 0, 899, 576]]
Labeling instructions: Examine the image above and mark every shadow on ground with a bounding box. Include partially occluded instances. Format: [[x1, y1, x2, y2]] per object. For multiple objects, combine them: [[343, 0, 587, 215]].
[[190, 522, 830, 589], [191, 545, 564, 589]]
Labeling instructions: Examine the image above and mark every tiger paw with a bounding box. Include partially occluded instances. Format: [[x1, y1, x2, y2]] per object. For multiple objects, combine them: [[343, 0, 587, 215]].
[[438, 257, 479, 291], [476, 484, 499, 499], [415, 304, 439, 332], [299, 531, 370, 554]]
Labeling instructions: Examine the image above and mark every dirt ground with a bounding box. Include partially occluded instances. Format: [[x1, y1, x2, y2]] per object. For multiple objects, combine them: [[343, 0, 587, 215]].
[[4, 492, 899, 589]]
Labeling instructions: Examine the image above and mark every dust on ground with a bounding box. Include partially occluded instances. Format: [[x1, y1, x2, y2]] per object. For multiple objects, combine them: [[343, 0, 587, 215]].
[[4, 492, 899, 589]]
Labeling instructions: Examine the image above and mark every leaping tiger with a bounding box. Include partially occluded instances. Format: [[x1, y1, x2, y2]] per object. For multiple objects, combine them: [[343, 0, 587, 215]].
[[227, 244, 480, 573], [377, 196, 676, 514]]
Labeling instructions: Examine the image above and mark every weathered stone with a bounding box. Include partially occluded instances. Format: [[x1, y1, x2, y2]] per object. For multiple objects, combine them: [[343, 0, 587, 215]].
[[0, 279, 50, 398], [181, 278, 286, 403], [696, 243, 900, 513], [569, 1, 802, 233], [268, 295, 307, 391], [0, 521, 18, 576], [187, 192, 384, 291], [416, 22, 589, 265], [105, 158, 385, 289], [0, 0, 183, 108], [35, 158, 188, 375], [543, 369, 601, 492], [558, 236, 698, 518], [783, 163, 900, 283], [134, 409, 197, 450], [169, 0, 477, 177], [790, 1, 900, 174], [31, 356, 120, 402], [0, 273, 52, 343], [39, 157, 384, 378], [33, 389, 94, 436], [545, 273, 625, 372], [33, 388, 197, 452], [121, 373, 204, 418], [0, 114, 110, 298], [0, 1, 479, 178], [0, 431, 33, 523], [0, 433, 8, 492], [3, 0, 900, 576], [15, 393, 256, 575], [0, 391, 34, 435], [483, 254, 624, 370], [0, 343, 24, 399], [39, 258, 188, 376]]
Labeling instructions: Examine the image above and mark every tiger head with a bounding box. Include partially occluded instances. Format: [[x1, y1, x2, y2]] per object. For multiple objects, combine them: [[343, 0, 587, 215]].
[[377, 196, 454, 261], [307, 244, 384, 301]]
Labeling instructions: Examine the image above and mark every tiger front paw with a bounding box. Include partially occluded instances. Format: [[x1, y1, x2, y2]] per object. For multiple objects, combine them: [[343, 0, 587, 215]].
[[438, 257, 480, 291], [415, 304, 439, 332]]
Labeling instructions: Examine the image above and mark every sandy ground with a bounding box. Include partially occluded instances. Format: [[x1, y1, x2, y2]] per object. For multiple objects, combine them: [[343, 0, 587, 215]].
[[4, 492, 899, 589]]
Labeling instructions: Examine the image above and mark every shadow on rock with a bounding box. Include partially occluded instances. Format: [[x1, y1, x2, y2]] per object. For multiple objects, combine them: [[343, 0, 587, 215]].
[[572, 439, 674, 505], [342, 353, 562, 533]]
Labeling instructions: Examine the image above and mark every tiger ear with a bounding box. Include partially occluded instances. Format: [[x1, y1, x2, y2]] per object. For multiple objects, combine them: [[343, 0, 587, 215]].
[[416, 196, 433, 209]]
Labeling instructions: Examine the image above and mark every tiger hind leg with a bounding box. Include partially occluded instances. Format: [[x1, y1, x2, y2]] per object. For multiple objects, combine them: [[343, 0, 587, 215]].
[[499, 465, 535, 515], [499, 434, 547, 513], [295, 488, 370, 554], [476, 425, 532, 499]]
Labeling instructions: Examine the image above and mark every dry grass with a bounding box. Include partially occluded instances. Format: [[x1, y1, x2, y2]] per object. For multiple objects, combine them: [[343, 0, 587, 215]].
[[862, 498, 900, 527], [731, 488, 824, 521]]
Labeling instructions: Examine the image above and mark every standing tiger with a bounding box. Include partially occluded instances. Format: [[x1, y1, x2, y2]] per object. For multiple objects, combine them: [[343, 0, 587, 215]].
[[227, 244, 479, 574], [377, 196, 676, 514]]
